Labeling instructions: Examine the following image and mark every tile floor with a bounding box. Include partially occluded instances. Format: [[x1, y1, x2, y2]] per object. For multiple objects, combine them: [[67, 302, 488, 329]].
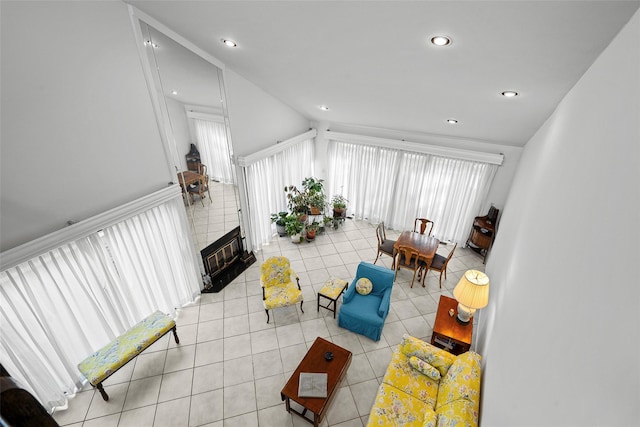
[[53, 182, 486, 427]]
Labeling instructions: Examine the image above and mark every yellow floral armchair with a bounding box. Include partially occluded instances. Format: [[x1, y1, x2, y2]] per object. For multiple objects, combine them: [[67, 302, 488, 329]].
[[260, 256, 304, 323]]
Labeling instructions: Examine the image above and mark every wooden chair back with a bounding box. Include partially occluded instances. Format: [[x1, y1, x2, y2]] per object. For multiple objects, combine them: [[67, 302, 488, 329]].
[[413, 218, 434, 236]]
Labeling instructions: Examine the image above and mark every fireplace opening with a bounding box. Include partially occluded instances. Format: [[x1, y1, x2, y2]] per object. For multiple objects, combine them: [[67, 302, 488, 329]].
[[200, 226, 256, 293]]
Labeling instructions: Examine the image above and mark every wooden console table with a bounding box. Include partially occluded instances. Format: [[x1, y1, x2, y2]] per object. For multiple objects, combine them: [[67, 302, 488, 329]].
[[431, 295, 472, 355]]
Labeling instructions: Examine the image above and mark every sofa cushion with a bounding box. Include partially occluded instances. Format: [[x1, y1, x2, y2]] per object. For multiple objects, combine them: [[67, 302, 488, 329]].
[[382, 349, 439, 408], [436, 398, 479, 427], [436, 352, 482, 410], [368, 382, 433, 427], [408, 356, 441, 381], [400, 335, 456, 378]]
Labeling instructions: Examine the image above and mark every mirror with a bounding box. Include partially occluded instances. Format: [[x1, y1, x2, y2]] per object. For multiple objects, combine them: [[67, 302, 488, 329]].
[[136, 20, 242, 255]]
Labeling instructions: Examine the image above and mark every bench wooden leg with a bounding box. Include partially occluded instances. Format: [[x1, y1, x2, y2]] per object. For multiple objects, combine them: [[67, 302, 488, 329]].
[[172, 326, 180, 344], [96, 383, 109, 401]]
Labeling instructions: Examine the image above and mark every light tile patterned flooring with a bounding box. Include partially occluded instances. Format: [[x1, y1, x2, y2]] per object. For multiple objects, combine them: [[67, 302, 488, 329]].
[[53, 182, 486, 427]]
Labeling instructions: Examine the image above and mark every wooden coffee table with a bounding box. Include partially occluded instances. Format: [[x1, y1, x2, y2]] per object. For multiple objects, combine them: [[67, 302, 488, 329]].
[[431, 295, 473, 355], [281, 337, 352, 426]]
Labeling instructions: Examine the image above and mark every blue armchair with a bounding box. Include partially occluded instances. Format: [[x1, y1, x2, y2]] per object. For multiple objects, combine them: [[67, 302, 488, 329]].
[[338, 262, 394, 341]]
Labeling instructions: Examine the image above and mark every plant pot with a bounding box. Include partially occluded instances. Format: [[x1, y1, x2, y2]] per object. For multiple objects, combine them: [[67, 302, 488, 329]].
[[333, 208, 345, 218], [291, 233, 302, 243], [297, 214, 308, 223], [276, 223, 286, 236], [306, 229, 317, 241], [310, 206, 322, 215]]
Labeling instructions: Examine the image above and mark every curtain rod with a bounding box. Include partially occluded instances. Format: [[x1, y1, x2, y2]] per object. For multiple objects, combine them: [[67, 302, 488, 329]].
[[326, 131, 504, 165]]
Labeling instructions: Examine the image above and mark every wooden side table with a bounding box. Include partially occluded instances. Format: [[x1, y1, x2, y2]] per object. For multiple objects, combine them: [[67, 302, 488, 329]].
[[431, 295, 472, 355]]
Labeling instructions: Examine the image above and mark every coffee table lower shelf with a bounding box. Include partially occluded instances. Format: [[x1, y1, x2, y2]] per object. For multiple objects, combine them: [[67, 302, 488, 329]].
[[280, 337, 352, 426]]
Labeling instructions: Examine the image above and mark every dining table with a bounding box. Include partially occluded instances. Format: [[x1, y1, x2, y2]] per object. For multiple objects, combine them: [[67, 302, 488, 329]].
[[393, 231, 440, 282], [177, 170, 205, 189]]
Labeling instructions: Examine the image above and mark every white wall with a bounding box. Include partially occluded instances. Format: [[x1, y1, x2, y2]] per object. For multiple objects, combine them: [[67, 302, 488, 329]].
[[165, 97, 192, 170], [478, 10, 639, 426], [224, 69, 311, 158], [0, 1, 171, 251]]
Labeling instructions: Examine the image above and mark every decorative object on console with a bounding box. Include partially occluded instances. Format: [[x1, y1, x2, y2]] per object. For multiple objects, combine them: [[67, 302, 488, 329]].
[[453, 270, 490, 324]]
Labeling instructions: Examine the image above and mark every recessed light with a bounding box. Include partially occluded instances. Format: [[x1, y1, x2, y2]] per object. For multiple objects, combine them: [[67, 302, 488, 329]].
[[430, 35, 451, 46], [447, 119, 458, 124], [171, 90, 178, 95], [319, 105, 329, 111], [144, 40, 158, 48], [501, 91, 518, 97], [222, 39, 237, 47]]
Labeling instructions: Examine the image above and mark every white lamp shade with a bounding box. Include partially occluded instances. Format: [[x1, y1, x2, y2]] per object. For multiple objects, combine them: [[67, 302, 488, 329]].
[[453, 270, 490, 309]]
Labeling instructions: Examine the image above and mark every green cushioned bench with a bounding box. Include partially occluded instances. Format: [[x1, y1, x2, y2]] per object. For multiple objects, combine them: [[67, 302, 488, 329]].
[[77, 311, 179, 401]]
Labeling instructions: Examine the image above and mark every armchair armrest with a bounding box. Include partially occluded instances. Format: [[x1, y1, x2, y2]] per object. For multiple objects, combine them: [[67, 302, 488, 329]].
[[378, 286, 392, 318], [342, 279, 358, 304]]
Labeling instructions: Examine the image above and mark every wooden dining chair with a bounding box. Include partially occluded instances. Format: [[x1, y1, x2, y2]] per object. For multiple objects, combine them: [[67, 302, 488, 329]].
[[197, 164, 212, 200], [187, 165, 210, 206], [413, 218, 434, 236], [423, 243, 457, 288], [394, 245, 429, 288], [374, 222, 396, 268]]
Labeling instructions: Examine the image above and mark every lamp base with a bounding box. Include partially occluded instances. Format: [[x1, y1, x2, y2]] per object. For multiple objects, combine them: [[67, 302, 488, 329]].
[[456, 303, 475, 324], [455, 316, 471, 325]]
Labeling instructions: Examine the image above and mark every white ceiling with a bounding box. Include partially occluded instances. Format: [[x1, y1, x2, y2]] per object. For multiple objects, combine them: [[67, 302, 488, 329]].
[[128, 1, 639, 148]]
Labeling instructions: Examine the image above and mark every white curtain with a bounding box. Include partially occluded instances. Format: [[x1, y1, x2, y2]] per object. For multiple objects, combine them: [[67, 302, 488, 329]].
[[328, 141, 400, 224], [328, 139, 498, 244], [244, 138, 314, 250], [194, 117, 235, 184], [0, 196, 201, 412]]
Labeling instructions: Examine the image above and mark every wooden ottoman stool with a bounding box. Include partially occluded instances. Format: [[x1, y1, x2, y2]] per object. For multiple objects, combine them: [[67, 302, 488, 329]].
[[317, 278, 349, 318]]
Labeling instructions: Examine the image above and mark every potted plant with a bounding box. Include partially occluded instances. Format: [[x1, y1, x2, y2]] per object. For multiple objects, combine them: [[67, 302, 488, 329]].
[[308, 191, 327, 215], [320, 215, 333, 232], [270, 211, 288, 236], [302, 177, 325, 194], [305, 221, 320, 241], [284, 213, 304, 243], [285, 185, 309, 222], [303, 177, 326, 215], [331, 194, 348, 217]]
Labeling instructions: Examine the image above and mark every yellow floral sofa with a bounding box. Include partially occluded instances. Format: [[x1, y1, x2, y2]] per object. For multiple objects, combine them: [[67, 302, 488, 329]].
[[367, 334, 482, 427]]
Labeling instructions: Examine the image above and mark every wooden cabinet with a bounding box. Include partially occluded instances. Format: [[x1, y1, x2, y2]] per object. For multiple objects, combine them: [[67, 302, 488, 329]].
[[186, 143, 201, 172], [466, 206, 499, 263]]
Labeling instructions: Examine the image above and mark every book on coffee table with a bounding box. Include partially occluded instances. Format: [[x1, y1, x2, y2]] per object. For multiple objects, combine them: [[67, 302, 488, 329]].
[[298, 372, 328, 398]]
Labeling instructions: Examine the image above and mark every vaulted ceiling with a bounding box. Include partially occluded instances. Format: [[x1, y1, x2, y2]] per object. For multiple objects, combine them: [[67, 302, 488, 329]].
[[127, 1, 639, 148]]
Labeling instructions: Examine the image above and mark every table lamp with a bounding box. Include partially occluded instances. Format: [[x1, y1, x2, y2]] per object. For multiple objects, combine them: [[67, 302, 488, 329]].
[[453, 270, 489, 324]]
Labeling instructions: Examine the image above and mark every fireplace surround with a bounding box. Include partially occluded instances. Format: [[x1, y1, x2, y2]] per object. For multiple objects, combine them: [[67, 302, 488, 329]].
[[200, 226, 256, 293]]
